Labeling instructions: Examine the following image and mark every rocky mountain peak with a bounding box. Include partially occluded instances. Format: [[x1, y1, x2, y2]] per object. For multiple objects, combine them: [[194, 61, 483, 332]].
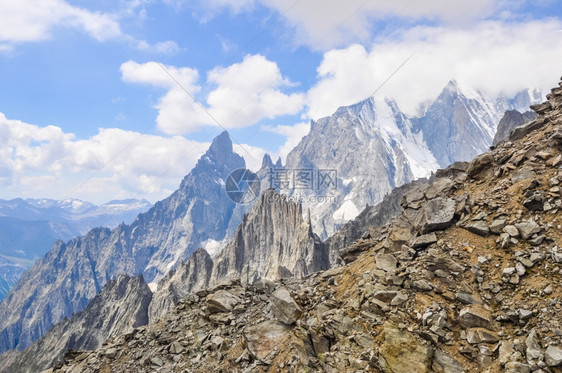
[[261, 153, 274, 170], [147, 188, 329, 323]]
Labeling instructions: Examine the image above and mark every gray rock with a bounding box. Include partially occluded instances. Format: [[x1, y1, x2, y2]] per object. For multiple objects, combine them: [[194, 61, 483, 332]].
[[376, 254, 397, 273], [432, 349, 465, 373], [455, 292, 479, 305], [412, 233, 438, 249], [515, 219, 541, 240], [459, 305, 493, 329], [489, 219, 507, 234], [465, 221, 490, 237], [504, 225, 520, 237], [525, 329, 542, 360], [545, 345, 562, 367], [466, 328, 499, 344], [493, 110, 537, 145], [206, 290, 241, 313], [419, 198, 457, 233], [244, 320, 291, 361], [413, 280, 433, 292], [505, 361, 531, 373], [270, 288, 302, 325]]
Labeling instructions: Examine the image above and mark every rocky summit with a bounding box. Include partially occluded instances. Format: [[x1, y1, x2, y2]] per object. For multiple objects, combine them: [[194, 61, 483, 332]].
[[50, 78, 562, 373]]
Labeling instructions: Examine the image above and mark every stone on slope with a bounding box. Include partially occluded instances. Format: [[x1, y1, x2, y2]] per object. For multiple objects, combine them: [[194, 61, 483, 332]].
[[515, 219, 541, 240], [419, 198, 457, 233], [206, 290, 241, 314], [244, 320, 291, 362], [375, 254, 397, 273], [270, 288, 302, 325], [458, 305, 493, 329], [432, 349, 465, 373], [545, 345, 562, 367], [378, 323, 432, 373]]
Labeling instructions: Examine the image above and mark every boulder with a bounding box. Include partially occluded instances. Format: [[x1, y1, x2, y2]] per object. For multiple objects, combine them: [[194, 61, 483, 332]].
[[244, 320, 291, 361], [545, 345, 562, 367], [466, 328, 499, 344], [458, 305, 493, 329], [270, 288, 302, 325], [206, 290, 241, 313], [378, 323, 432, 373], [465, 221, 490, 237], [525, 329, 541, 360], [432, 349, 465, 373], [412, 233, 438, 249], [376, 254, 397, 273], [515, 219, 541, 240], [419, 198, 457, 233]]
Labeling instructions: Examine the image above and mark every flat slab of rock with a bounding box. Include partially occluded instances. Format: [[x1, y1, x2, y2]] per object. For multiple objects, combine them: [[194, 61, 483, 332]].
[[206, 290, 241, 313], [545, 345, 562, 367], [465, 221, 490, 237], [420, 198, 456, 233], [270, 288, 302, 324], [378, 323, 432, 373], [412, 233, 438, 249], [458, 305, 493, 329], [432, 349, 465, 373], [466, 328, 499, 344], [376, 254, 397, 273], [245, 320, 291, 361], [515, 219, 541, 240]]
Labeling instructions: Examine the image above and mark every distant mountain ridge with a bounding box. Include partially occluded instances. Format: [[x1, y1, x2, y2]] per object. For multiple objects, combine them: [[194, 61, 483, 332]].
[[0, 131, 249, 353], [0, 198, 153, 300], [283, 80, 541, 240]]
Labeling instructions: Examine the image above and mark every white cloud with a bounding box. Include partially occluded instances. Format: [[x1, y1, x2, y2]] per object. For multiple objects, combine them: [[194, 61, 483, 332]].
[[121, 55, 305, 135], [205, 0, 497, 49], [0, 0, 178, 53], [206, 54, 304, 128], [0, 112, 209, 203], [233, 143, 267, 171], [261, 122, 310, 162], [307, 20, 562, 119]]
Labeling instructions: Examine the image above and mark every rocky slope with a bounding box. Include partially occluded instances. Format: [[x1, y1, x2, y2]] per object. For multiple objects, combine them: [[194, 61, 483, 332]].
[[0, 274, 151, 373], [0, 258, 25, 302], [0, 131, 246, 353], [54, 77, 562, 373], [492, 110, 537, 145], [148, 188, 327, 323], [284, 81, 539, 240]]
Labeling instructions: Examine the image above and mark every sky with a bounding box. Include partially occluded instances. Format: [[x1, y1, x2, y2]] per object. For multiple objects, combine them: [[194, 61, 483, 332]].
[[1, 0, 562, 204]]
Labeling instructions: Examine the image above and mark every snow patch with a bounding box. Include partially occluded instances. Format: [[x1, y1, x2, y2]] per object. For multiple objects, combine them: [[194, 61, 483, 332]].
[[332, 200, 360, 221]]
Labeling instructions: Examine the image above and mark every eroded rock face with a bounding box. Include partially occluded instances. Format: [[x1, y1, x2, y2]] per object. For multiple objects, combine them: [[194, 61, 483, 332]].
[[0, 275, 152, 373], [148, 188, 327, 323]]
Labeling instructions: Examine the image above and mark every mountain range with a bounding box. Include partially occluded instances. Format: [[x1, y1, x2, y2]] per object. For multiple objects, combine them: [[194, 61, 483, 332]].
[[0, 80, 543, 364], [283, 81, 541, 239], [0, 198, 152, 300]]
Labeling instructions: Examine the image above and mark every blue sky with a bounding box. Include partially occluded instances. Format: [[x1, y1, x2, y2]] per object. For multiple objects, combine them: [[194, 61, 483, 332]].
[[1, 0, 562, 204]]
